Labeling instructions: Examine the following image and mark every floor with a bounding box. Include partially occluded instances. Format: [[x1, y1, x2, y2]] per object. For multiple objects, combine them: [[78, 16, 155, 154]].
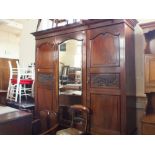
[[6, 96, 35, 118]]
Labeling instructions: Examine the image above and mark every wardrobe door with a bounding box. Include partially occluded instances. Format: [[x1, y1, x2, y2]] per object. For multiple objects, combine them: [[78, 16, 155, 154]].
[[35, 39, 58, 113], [87, 24, 124, 134]]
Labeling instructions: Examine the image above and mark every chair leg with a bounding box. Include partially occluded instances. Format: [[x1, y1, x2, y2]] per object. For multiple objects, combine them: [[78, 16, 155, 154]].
[[19, 84, 22, 103], [24, 84, 28, 100], [15, 84, 19, 102], [32, 82, 34, 97], [6, 81, 11, 100]]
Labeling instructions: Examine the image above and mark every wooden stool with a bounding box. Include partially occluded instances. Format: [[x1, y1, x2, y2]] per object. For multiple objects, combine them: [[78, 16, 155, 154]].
[[142, 114, 155, 134]]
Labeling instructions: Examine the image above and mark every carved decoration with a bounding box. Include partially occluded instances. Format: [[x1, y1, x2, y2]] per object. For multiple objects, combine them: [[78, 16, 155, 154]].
[[38, 42, 54, 51], [37, 42, 54, 68], [91, 74, 120, 88], [38, 73, 53, 86]]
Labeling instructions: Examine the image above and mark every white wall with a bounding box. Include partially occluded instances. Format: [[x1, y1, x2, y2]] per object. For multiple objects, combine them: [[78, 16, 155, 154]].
[[19, 19, 38, 67], [135, 24, 146, 97], [0, 30, 20, 59]]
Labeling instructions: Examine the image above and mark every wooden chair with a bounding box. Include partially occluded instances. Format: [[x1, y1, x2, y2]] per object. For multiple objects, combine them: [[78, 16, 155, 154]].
[[56, 105, 90, 135], [32, 110, 58, 135]]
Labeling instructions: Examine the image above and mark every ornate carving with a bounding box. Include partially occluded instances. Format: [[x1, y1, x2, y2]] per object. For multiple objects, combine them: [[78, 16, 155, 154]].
[[38, 42, 54, 51], [91, 74, 120, 88], [38, 73, 53, 86]]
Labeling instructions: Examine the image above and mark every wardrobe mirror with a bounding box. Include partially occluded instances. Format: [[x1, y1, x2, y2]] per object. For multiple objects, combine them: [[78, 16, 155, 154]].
[[59, 39, 82, 106]]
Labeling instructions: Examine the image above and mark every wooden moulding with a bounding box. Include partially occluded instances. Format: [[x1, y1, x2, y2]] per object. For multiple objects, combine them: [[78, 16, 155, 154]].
[[32, 19, 138, 39]]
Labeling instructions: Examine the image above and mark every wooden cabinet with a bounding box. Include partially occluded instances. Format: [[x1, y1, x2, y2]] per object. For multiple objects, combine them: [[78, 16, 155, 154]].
[[0, 58, 18, 105], [145, 54, 155, 93], [0, 58, 18, 90], [33, 19, 137, 134], [140, 22, 155, 134]]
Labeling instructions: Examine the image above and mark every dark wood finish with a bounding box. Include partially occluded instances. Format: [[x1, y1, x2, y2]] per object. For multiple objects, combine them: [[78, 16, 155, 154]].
[[32, 110, 58, 135], [140, 22, 155, 134], [90, 94, 121, 134], [90, 32, 120, 67], [86, 25, 123, 134], [59, 94, 81, 106], [0, 58, 18, 105], [0, 110, 32, 135], [142, 114, 155, 135], [33, 19, 137, 134], [145, 54, 155, 93], [0, 58, 18, 90], [0, 90, 7, 105], [86, 23, 136, 134], [56, 104, 90, 135], [35, 39, 58, 115]]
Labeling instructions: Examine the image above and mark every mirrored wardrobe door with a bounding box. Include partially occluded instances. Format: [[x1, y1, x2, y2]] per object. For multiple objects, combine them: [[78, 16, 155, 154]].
[[58, 39, 83, 106]]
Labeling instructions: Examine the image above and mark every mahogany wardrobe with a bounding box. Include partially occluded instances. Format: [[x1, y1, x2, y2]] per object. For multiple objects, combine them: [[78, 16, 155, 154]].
[[32, 19, 138, 134]]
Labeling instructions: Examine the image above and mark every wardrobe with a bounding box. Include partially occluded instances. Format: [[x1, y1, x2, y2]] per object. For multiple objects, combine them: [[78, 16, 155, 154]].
[[32, 19, 138, 134]]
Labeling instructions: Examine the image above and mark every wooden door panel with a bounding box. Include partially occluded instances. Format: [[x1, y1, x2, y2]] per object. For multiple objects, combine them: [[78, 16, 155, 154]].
[[0, 58, 18, 90], [90, 33, 120, 67], [37, 87, 53, 111], [145, 55, 155, 92], [90, 94, 121, 134], [36, 42, 55, 68], [87, 25, 123, 134], [35, 40, 57, 113], [149, 60, 155, 81]]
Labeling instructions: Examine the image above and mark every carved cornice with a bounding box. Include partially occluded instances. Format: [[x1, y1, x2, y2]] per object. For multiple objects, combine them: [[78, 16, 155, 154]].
[[32, 19, 138, 38], [140, 21, 155, 30], [140, 21, 155, 33], [125, 19, 138, 28]]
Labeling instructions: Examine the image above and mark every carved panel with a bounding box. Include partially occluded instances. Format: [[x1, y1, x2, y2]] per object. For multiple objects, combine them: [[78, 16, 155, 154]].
[[38, 73, 53, 86], [37, 87, 53, 111], [90, 32, 120, 67], [145, 55, 155, 93], [90, 94, 121, 134], [91, 74, 120, 88], [37, 42, 55, 68]]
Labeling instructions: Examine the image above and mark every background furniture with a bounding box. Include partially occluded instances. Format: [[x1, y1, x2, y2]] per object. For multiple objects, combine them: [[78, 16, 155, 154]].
[[32, 110, 58, 135], [33, 19, 137, 134], [0, 58, 18, 105], [140, 22, 155, 134], [0, 58, 18, 90], [0, 106, 32, 135], [0, 90, 7, 105], [7, 61, 34, 103]]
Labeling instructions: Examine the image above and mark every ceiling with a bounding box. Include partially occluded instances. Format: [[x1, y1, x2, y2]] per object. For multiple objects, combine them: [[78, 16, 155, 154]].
[[0, 19, 155, 36], [0, 19, 24, 35]]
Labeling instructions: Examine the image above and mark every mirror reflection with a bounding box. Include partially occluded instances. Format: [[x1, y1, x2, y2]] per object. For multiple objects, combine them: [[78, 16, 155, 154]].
[[59, 40, 82, 106]]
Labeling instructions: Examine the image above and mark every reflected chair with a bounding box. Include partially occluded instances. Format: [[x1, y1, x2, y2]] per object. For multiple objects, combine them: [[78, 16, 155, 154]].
[[32, 110, 58, 135], [56, 105, 90, 135]]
